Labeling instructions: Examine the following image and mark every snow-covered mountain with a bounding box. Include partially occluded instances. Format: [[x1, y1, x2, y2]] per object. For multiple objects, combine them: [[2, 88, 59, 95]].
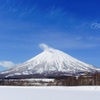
[[0, 44, 99, 78]]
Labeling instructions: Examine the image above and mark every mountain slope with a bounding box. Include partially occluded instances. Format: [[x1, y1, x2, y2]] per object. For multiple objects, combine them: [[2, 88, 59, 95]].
[[0, 44, 99, 78]]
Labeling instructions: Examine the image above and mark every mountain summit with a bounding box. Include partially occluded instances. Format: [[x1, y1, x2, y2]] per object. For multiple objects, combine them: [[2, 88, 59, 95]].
[[0, 44, 99, 78]]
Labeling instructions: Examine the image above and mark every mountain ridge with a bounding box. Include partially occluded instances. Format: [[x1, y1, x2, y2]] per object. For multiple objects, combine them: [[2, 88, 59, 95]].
[[0, 44, 100, 78]]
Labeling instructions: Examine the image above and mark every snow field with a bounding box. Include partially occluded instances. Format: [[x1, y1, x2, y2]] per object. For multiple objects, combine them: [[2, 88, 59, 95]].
[[0, 86, 100, 100]]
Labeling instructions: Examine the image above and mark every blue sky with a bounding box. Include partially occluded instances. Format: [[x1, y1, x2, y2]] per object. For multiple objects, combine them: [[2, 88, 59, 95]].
[[0, 0, 100, 70]]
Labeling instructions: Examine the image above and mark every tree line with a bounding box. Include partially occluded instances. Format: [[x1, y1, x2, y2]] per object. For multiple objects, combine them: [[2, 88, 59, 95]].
[[0, 73, 100, 86]]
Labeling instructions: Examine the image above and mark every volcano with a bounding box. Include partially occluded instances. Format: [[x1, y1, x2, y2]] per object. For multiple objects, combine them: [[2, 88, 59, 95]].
[[0, 44, 99, 78]]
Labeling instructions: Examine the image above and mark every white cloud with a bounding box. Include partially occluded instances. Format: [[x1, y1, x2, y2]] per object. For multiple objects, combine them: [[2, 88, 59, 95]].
[[39, 43, 52, 51], [0, 61, 15, 69], [47, 6, 66, 18]]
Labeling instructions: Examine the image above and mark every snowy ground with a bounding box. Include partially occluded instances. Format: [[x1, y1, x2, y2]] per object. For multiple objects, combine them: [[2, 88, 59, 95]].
[[0, 86, 100, 100]]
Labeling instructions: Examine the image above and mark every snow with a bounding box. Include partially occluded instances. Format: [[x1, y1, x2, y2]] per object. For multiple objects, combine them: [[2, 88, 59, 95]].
[[2, 45, 99, 77], [0, 86, 100, 100], [23, 78, 55, 82]]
